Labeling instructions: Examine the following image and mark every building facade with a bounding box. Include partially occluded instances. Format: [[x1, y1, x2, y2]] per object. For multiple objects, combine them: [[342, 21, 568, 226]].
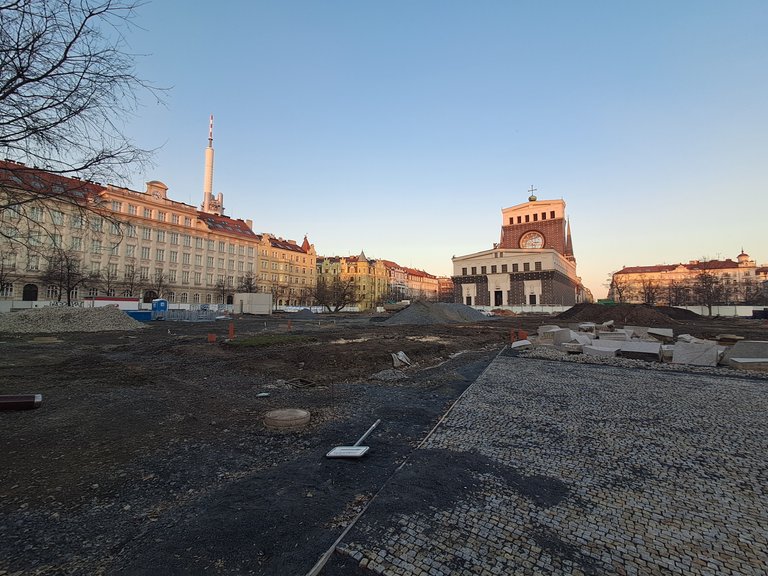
[[451, 191, 588, 307], [610, 252, 768, 305], [0, 119, 316, 307]]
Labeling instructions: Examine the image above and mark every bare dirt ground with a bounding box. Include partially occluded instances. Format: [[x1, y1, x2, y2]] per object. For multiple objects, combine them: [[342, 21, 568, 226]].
[[1, 306, 766, 575]]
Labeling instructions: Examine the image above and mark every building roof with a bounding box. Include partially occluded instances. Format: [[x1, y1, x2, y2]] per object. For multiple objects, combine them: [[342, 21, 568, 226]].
[[198, 213, 258, 239], [617, 258, 750, 275], [0, 159, 105, 203]]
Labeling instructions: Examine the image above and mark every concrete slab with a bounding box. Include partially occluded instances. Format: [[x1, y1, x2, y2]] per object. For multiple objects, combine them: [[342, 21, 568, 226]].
[[562, 342, 583, 354], [583, 345, 617, 357], [729, 358, 768, 372], [586, 340, 623, 351], [625, 325, 649, 339], [647, 328, 674, 343], [620, 341, 661, 362], [596, 330, 630, 341], [672, 341, 719, 366], [537, 325, 561, 337], [723, 340, 768, 365], [509, 339, 532, 351], [717, 334, 746, 346], [577, 322, 596, 333], [661, 345, 675, 363], [573, 333, 593, 346], [553, 329, 579, 347]]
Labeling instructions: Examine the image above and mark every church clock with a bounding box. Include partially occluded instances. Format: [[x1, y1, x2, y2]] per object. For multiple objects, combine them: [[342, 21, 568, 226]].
[[519, 231, 545, 249]]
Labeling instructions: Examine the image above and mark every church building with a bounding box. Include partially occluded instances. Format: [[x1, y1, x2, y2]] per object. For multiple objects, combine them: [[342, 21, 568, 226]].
[[451, 189, 588, 307]]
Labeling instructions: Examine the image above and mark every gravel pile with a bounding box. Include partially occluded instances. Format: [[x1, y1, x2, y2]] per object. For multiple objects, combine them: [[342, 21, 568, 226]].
[[518, 344, 768, 380], [383, 301, 494, 326], [557, 303, 685, 325], [0, 306, 145, 334]]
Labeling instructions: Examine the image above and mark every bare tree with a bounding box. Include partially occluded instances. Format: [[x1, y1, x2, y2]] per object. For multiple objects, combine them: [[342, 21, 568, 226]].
[[213, 279, 230, 305], [639, 275, 661, 306], [145, 271, 167, 300], [0, 247, 19, 297], [237, 272, 258, 293], [98, 264, 121, 297], [41, 248, 94, 305], [692, 271, 723, 316], [121, 264, 142, 297], [608, 273, 634, 303], [311, 276, 357, 313], [0, 0, 160, 186], [666, 280, 690, 307]]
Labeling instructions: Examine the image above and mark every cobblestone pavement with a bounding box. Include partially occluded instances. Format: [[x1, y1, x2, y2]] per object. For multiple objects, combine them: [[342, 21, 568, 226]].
[[329, 355, 768, 575]]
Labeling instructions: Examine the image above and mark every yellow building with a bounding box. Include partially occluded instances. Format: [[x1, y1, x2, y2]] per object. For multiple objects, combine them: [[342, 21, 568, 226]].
[[316, 251, 389, 310], [0, 121, 316, 307], [610, 252, 768, 305]]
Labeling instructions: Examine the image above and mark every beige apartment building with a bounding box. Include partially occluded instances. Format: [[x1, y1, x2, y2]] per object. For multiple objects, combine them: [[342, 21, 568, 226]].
[[610, 252, 768, 305], [0, 122, 316, 307]]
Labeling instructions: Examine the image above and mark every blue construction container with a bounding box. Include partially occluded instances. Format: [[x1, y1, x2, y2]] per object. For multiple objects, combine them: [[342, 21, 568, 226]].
[[124, 310, 152, 322]]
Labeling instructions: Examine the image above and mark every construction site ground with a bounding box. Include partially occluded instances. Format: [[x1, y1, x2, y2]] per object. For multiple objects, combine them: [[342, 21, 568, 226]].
[[1, 305, 767, 575]]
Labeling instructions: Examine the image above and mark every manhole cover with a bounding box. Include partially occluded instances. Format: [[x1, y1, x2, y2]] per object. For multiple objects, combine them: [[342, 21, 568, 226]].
[[264, 408, 310, 430]]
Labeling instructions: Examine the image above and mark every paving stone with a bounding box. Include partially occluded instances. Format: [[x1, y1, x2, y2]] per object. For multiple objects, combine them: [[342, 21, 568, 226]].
[[672, 342, 719, 366]]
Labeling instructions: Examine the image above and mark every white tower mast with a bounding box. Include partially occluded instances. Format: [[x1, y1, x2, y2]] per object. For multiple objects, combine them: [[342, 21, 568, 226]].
[[202, 114, 215, 213]]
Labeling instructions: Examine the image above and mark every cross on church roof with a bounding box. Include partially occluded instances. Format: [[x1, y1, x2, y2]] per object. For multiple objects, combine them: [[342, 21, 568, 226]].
[[528, 185, 537, 201]]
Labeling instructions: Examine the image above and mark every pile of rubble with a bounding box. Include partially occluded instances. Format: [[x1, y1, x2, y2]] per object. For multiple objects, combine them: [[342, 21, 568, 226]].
[[512, 320, 768, 373], [0, 306, 145, 334], [383, 301, 494, 326]]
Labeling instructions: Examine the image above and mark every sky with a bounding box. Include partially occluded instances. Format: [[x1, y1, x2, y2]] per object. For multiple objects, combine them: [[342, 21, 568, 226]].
[[119, 1, 768, 299]]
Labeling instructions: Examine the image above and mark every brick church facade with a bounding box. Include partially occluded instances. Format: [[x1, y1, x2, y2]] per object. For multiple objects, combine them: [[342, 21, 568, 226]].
[[451, 192, 588, 307]]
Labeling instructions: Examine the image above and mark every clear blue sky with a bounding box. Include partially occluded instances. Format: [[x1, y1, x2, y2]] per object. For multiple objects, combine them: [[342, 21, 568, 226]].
[[122, 1, 768, 299]]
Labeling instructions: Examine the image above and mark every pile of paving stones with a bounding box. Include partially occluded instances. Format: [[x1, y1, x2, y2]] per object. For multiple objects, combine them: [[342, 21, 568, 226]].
[[383, 301, 495, 326], [0, 306, 145, 334]]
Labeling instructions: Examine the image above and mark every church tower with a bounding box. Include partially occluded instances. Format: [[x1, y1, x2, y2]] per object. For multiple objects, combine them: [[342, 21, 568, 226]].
[[201, 115, 224, 215]]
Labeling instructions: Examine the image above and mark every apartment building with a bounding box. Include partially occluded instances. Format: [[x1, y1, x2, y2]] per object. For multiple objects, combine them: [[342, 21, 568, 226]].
[[0, 121, 316, 306]]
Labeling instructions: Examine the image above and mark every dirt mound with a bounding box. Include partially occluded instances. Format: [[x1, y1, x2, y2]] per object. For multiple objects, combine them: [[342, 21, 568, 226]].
[[383, 301, 494, 326], [0, 306, 145, 334], [556, 303, 680, 326], [293, 308, 316, 319]]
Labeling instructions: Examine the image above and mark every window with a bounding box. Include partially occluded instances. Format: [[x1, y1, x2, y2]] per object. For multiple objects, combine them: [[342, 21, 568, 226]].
[[228, 244, 235, 254], [91, 217, 103, 232], [169, 232, 179, 245], [208, 240, 215, 250], [523, 262, 530, 272], [168, 270, 176, 282], [110, 242, 120, 256], [47, 285, 59, 299], [167, 291, 175, 302], [182, 253, 191, 265], [142, 227, 151, 240], [206, 294, 212, 304], [30, 206, 44, 221], [228, 259, 235, 270], [182, 271, 190, 284], [171, 214, 180, 225], [124, 264, 134, 277], [156, 249, 164, 261], [218, 241, 225, 253], [501, 264, 508, 273], [517, 216, 522, 224], [481, 266, 487, 274], [0, 283, 13, 297], [238, 246, 245, 256], [207, 256, 214, 267], [111, 201, 123, 212], [127, 224, 137, 237], [140, 247, 150, 259], [157, 211, 166, 222], [90, 262, 100, 274], [70, 237, 82, 251], [533, 213, 538, 221], [262, 261, 268, 269], [27, 255, 40, 271], [461, 267, 467, 275], [126, 245, 135, 258], [491, 265, 497, 273], [534, 261, 542, 271], [110, 222, 121, 235], [51, 211, 64, 225], [195, 254, 202, 266], [108, 263, 118, 276], [87, 287, 98, 297], [512, 264, 519, 272], [193, 293, 200, 303], [143, 208, 152, 219], [525, 215, 530, 223], [237, 261, 244, 272], [195, 237, 203, 249], [156, 230, 165, 242], [247, 247, 254, 257], [471, 267, 477, 275], [169, 251, 178, 263], [91, 239, 102, 253], [71, 214, 83, 228], [184, 217, 192, 227], [217, 258, 224, 269], [140, 266, 149, 280], [194, 272, 201, 285], [550, 211, 555, 219], [180, 292, 188, 303], [128, 204, 137, 215], [206, 273, 213, 285]]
